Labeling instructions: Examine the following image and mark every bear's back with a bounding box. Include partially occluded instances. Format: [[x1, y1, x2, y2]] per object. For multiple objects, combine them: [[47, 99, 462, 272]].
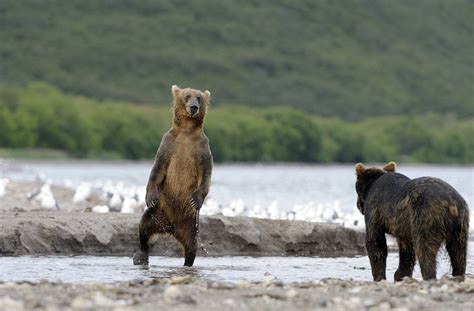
[[406, 177, 468, 212], [365, 172, 411, 215]]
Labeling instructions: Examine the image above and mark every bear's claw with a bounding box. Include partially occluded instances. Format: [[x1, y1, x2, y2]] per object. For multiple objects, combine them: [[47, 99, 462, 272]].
[[190, 193, 202, 210]]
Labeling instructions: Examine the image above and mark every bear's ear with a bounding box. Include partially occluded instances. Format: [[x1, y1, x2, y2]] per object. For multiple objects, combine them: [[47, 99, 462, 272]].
[[171, 85, 181, 97], [355, 163, 365, 176], [383, 161, 396, 172], [203, 90, 211, 103]]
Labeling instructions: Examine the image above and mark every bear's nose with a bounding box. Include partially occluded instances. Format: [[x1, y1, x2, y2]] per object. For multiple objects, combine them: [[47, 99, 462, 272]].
[[190, 105, 199, 114]]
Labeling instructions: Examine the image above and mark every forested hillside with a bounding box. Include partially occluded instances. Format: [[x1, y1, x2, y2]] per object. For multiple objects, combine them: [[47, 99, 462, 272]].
[[1, 83, 472, 163], [1, 0, 473, 120]]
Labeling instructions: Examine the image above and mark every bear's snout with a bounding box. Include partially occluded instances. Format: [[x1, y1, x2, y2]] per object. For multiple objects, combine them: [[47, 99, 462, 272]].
[[189, 105, 199, 115], [185, 98, 200, 117]]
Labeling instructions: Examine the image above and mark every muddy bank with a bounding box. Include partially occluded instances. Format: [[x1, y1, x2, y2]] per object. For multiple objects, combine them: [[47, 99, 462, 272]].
[[0, 211, 366, 257], [1, 276, 473, 311]]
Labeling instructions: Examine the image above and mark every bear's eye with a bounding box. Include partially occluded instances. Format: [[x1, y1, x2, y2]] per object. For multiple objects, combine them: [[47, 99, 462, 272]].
[[185, 95, 191, 101], [196, 96, 202, 104]]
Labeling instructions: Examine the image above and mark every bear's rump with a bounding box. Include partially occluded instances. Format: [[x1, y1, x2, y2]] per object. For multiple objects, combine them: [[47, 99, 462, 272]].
[[407, 178, 468, 218]]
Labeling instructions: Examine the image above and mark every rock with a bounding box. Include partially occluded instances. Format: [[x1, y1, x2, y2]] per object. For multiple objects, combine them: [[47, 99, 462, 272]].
[[44, 305, 61, 311], [92, 292, 118, 307], [200, 215, 367, 257], [401, 277, 419, 284], [0, 211, 366, 256], [71, 296, 92, 309], [238, 281, 252, 289], [224, 298, 235, 306], [285, 288, 298, 298], [163, 286, 183, 302], [209, 282, 236, 290], [0, 296, 24, 311], [169, 275, 192, 285], [362, 297, 378, 307], [377, 301, 392, 310], [348, 296, 362, 306], [71, 292, 118, 308], [349, 287, 362, 293]]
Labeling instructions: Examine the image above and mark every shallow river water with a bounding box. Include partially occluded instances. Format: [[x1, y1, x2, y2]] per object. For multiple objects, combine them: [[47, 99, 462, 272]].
[[1, 161, 472, 284], [1, 242, 473, 284]]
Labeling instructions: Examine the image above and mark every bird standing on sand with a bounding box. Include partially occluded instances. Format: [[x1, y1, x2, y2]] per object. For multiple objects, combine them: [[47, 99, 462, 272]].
[[27, 183, 59, 210], [0, 178, 9, 197], [72, 183, 92, 204]]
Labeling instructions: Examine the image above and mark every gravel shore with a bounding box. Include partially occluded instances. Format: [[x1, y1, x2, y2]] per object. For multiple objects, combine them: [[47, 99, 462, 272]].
[[0, 275, 473, 311]]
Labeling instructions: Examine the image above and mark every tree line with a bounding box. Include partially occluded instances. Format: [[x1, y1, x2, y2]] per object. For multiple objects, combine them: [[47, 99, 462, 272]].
[[0, 83, 472, 163]]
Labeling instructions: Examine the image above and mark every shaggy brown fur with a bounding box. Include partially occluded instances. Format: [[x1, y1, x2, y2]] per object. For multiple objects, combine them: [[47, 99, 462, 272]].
[[355, 162, 469, 282], [133, 85, 213, 266]]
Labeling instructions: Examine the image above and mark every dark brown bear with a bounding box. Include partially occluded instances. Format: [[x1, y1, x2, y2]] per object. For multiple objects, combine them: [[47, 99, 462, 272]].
[[355, 162, 469, 281], [133, 85, 213, 266]]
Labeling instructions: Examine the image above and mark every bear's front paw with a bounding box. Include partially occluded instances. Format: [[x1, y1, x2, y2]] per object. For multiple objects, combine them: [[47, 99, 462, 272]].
[[133, 250, 149, 265], [145, 190, 159, 208], [190, 192, 203, 210]]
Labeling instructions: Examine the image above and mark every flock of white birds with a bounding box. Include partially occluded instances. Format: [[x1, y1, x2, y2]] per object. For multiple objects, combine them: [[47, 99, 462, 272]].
[[2, 176, 472, 233], [200, 198, 366, 230], [1, 176, 366, 230]]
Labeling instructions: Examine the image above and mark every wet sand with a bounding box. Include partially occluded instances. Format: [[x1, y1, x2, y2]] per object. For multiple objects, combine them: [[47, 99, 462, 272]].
[[0, 181, 366, 257], [0, 210, 366, 257]]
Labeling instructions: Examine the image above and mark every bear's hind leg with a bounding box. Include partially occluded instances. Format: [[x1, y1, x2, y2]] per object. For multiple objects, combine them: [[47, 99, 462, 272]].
[[446, 222, 468, 281], [174, 217, 198, 267], [412, 202, 446, 281], [414, 234, 442, 281], [394, 239, 415, 281], [366, 226, 388, 281], [133, 207, 174, 265]]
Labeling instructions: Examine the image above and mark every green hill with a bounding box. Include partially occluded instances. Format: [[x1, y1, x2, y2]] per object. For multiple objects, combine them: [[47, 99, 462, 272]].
[[1, 0, 473, 120]]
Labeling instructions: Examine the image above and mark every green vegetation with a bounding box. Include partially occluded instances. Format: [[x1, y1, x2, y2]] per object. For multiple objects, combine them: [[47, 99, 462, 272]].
[[1, 2, 472, 163], [0, 148, 70, 160], [1, 0, 473, 120], [1, 83, 472, 163]]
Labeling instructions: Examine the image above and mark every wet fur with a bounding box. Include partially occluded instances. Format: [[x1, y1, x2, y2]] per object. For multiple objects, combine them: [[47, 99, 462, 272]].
[[355, 162, 469, 281], [134, 85, 212, 266]]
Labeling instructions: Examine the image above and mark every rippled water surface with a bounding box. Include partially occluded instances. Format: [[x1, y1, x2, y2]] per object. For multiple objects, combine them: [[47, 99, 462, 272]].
[[1, 243, 473, 284]]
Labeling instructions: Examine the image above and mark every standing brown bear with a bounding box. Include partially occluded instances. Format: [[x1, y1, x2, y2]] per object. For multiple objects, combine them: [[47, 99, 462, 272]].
[[355, 162, 469, 281], [133, 85, 213, 266]]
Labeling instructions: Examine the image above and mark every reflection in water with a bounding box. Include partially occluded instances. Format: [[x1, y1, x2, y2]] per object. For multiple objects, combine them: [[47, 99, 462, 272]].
[[1, 243, 473, 284], [140, 265, 204, 281]]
